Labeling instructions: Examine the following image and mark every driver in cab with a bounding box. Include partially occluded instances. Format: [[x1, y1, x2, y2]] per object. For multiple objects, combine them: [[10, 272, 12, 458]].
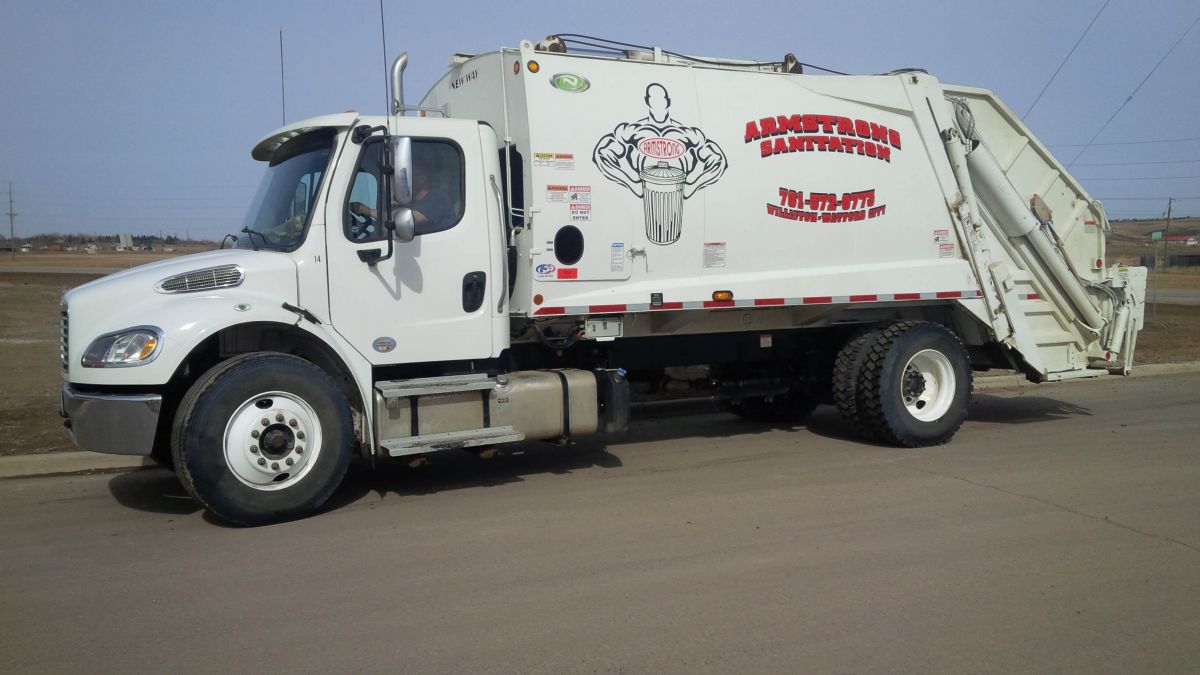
[[349, 154, 453, 238]]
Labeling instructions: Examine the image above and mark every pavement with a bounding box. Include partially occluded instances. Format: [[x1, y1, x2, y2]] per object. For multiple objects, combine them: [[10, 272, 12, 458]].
[[1, 372, 1198, 672]]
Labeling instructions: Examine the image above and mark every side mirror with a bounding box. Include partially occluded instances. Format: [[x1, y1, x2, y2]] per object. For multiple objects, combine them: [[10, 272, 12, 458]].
[[391, 137, 413, 206], [392, 207, 415, 243]]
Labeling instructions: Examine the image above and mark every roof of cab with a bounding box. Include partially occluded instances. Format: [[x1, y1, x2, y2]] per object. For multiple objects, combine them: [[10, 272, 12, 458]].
[[251, 112, 361, 161]]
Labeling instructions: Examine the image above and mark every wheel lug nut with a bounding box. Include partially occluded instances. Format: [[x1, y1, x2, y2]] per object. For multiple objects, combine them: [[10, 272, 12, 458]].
[[286, 458, 294, 466], [296, 446, 304, 454], [251, 430, 260, 439], [257, 458, 266, 466], [271, 462, 280, 470], [275, 413, 284, 422], [251, 446, 259, 454], [261, 418, 269, 426], [289, 419, 298, 428], [296, 431, 305, 440]]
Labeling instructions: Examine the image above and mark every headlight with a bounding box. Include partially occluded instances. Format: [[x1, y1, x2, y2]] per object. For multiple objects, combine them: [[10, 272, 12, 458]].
[[81, 327, 163, 368]]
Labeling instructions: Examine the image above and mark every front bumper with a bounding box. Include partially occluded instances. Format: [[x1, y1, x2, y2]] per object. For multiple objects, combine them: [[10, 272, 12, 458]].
[[60, 384, 162, 456]]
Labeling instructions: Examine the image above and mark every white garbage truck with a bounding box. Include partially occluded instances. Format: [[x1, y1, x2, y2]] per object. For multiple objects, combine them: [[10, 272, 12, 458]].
[[60, 36, 1147, 524]]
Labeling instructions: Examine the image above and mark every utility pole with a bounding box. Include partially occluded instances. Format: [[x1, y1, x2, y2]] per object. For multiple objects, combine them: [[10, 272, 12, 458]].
[[1152, 198, 1174, 319], [6, 182, 15, 262]]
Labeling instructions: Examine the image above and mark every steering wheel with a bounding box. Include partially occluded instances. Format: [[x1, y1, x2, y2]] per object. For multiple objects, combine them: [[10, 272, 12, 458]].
[[348, 203, 375, 239]]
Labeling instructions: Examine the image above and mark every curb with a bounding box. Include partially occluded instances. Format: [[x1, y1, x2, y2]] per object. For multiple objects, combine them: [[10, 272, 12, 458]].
[[4, 361, 1200, 480], [974, 360, 1200, 391]]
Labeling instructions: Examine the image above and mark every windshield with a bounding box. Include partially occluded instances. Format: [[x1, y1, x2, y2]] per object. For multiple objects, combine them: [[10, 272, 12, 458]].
[[238, 129, 336, 251]]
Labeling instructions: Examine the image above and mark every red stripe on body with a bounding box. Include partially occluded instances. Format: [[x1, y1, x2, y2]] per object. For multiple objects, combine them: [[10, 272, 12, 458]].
[[754, 298, 785, 306], [589, 304, 626, 313]]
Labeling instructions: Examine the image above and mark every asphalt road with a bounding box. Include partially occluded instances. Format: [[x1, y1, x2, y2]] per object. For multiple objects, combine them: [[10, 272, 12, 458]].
[[2, 374, 1198, 673]]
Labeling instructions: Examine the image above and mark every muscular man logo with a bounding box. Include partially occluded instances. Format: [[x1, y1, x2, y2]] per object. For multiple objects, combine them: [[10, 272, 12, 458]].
[[593, 84, 728, 245]]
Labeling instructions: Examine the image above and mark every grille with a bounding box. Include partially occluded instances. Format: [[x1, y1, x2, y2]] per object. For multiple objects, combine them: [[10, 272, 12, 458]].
[[157, 265, 244, 293], [60, 304, 69, 371]]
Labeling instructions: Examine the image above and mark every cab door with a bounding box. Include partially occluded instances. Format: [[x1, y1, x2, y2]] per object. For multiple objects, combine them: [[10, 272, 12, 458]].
[[325, 118, 496, 364]]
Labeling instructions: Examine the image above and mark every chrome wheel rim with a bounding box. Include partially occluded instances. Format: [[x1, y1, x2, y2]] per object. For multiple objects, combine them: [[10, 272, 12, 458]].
[[223, 391, 322, 491], [901, 349, 955, 422]]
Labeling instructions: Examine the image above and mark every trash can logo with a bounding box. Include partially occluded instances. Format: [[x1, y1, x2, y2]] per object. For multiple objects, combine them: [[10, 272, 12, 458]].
[[593, 84, 728, 245]]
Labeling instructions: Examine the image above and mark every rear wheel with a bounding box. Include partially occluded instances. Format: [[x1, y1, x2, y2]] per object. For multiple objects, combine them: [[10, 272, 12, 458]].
[[172, 353, 353, 525], [832, 329, 880, 431], [855, 322, 971, 447]]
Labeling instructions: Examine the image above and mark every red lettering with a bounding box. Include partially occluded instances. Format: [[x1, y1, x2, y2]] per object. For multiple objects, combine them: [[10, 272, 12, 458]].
[[760, 139, 773, 157], [889, 128, 901, 149], [865, 142, 877, 158], [854, 119, 871, 139], [744, 120, 761, 143], [788, 135, 806, 152], [836, 116, 854, 136], [777, 114, 803, 134], [878, 144, 891, 162], [803, 114, 819, 133], [760, 116, 778, 137], [870, 122, 888, 144], [772, 137, 788, 155], [828, 137, 844, 152]]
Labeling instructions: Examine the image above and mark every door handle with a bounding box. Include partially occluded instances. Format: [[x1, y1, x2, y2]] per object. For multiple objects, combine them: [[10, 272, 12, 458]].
[[462, 271, 486, 313]]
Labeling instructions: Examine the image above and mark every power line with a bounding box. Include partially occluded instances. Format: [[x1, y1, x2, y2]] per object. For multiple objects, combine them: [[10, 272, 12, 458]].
[[1023, 0, 1112, 119], [1072, 159, 1199, 166], [1095, 196, 1200, 200], [1066, 14, 1200, 166], [1078, 175, 1200, 181], [1048, 137, 1200, 147], [1046, 135, 1195, 145]]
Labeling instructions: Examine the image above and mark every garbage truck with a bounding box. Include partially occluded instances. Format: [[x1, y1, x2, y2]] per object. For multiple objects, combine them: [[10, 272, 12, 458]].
[[59, 36, 1147, 524]]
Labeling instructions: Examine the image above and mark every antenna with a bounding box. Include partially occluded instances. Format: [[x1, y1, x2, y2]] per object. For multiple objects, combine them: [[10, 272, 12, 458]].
[[279, 28, 287, 125], [379, 0, 390, 122]]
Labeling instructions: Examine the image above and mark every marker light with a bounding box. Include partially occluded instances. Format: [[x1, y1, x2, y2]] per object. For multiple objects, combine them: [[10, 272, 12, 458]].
[[512, 61, 520, 75], [712, 290, 734, 302], [527, 60, 540, 73]]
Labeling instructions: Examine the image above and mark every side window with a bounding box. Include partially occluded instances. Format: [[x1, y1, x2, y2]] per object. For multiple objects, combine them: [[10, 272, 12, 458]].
[[345, 142, 384, 242], [410, 140, 465, 235], [343, 138, 465, 242]]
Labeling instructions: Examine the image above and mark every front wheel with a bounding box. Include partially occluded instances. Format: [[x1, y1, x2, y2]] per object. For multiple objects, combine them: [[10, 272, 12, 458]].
[[855, 322, 972, 447], [172, 353, 354, 525]]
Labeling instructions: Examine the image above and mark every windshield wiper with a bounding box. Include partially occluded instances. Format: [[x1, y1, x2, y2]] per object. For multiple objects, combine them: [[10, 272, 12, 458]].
[[240, 227, 275, 250]]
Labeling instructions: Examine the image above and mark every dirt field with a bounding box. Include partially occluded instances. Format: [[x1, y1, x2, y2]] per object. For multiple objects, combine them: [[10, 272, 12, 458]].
[[3, 267, 1199, 457]]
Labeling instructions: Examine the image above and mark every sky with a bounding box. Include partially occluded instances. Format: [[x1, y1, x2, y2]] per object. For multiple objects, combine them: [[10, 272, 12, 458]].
[[1, 0, 1197, 240]]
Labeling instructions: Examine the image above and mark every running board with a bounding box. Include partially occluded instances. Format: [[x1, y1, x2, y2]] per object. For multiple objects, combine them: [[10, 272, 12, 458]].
[[380, 426, 525, 457], [376, 373, 497, 400]]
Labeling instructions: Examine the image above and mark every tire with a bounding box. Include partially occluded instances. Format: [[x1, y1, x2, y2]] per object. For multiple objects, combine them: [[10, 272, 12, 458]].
[[855, 322, 972, 447], [832, 329, 880, 430], [732, 391, 819, 424], [172, 353, 354, 526]]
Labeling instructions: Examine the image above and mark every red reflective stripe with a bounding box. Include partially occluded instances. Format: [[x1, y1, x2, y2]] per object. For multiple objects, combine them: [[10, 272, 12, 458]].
[[849, 294, 877, 302], [936, 291, 961, 299], [754, 298, 785, 306], [1026, 293, 1041, 300], [534, 307, 566, 315], [650, 301, 684, 310], [894, 292, 921, 300], [703, 300, 736, 308], [589, 304, 626, 313], [803, 296, 833, 304]]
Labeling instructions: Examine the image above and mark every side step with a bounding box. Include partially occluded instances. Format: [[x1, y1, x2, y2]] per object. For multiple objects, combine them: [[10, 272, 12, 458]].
[[376, 373, 496, 400], [380, 426, 525, 457]]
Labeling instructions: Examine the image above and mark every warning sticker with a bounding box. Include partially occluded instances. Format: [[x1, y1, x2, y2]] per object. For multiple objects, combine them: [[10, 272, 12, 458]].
[[933, 229, 951, 243], [938, 243, 956, 258], [546, 185, 569, 202], [570, 203, 592, 221], [533, 153, 575, 170], [610, 242, 625, 272], [568, 185, 591, 203], [703, 242, 727, 268]]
